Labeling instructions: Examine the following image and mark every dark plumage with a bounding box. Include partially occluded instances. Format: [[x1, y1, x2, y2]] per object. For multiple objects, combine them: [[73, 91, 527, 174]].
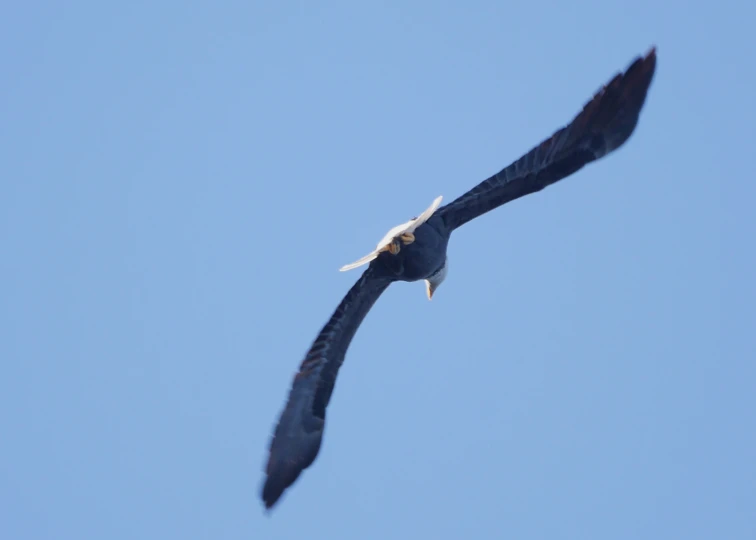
[[262, 47, 657, 509]]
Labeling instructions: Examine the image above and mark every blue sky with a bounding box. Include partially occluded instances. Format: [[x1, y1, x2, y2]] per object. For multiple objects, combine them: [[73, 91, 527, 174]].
[[2, 1, 754, 539]]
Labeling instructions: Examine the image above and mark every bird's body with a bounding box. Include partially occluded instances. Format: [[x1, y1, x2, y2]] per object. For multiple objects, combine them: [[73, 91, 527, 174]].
[[261, 47, 658, 509], [380, 214, 449, 282], [403, 218, 448, 276]]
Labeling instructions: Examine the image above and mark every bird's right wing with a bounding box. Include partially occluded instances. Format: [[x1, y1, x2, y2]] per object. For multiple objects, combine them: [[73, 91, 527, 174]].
[[261, 265, 393, 509], [438, 47, 657, 232]]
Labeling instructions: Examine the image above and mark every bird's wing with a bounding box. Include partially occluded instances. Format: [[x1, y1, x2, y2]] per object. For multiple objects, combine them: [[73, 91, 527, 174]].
[[261, 265, 393, 509], [438, 47, 657, 232]]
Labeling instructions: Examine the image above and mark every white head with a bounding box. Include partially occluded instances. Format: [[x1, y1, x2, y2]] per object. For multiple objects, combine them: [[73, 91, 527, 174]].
[[425, 258, 448, 300]]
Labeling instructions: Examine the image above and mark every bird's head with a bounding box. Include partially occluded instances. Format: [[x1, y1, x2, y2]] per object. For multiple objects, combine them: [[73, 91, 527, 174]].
[[425, 258, 448, 300]]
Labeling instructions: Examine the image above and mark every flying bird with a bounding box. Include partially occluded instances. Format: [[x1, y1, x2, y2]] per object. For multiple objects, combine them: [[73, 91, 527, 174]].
[[261, 47, 657, 509]]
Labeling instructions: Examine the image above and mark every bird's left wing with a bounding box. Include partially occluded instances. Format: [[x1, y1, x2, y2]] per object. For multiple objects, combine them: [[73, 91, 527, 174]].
[[261, 265, 394, 509], [438, 47, 657, 232]]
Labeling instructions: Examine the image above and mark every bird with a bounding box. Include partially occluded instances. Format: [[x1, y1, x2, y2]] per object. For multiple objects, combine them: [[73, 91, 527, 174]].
[[261, 47, 657, 509]]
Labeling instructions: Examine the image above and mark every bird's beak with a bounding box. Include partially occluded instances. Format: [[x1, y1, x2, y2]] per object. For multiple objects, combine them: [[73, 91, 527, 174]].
[[425, 280, 435, 300], [424, 260, 447, 301]]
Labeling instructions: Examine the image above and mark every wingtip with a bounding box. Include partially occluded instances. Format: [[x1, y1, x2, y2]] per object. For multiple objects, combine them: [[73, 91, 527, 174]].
[[643, 45, 657, 69], [261, 477, 285, 511], [628, 45, 656, 73], [634, 45, 658, 93], [633, 46, 656, 78]]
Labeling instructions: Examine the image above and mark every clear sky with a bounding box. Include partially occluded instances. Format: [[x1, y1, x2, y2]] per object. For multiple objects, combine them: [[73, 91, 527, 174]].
[[2, 1, 754, 539]]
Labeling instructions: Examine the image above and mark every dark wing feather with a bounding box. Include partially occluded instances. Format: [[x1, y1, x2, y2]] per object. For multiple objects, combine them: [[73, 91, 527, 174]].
[[438, 47, 657, 231], [261, 265, 393, 509]]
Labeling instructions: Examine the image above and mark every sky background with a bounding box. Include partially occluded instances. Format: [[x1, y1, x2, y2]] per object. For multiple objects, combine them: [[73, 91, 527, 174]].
[[2, 1, 754, 539]]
